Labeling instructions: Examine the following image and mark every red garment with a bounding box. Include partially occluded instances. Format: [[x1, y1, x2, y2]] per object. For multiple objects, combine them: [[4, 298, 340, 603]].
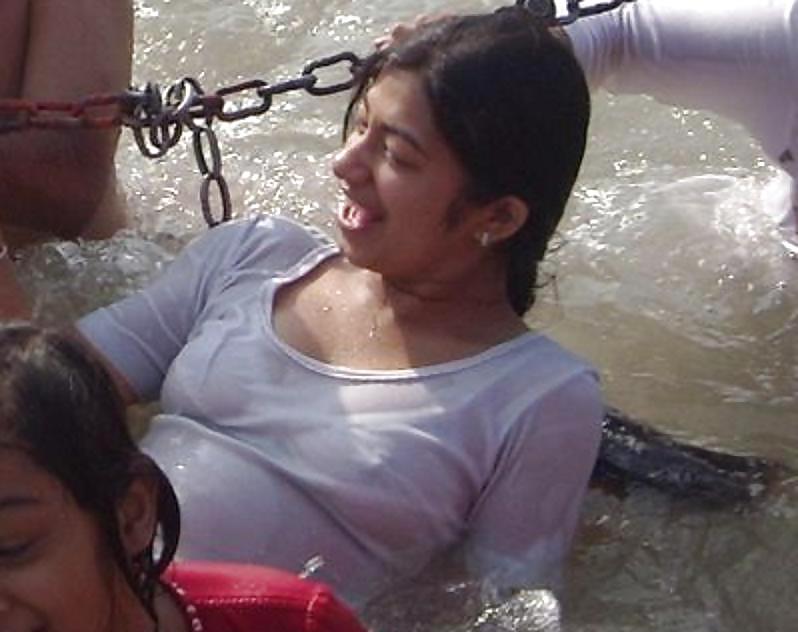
[[162, 561, 368, 632]]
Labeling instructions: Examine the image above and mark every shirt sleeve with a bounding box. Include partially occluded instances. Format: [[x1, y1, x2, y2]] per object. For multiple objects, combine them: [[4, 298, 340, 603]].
[[75, 223, 248, 401], [566, 0, 798, 175], [567, 0, 796, 94], [76, 216, 320, 401], [463, 369, 603, 592]]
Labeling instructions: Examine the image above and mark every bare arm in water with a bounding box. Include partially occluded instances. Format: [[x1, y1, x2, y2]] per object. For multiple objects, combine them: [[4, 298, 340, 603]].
[[0, 0, 133, 244]]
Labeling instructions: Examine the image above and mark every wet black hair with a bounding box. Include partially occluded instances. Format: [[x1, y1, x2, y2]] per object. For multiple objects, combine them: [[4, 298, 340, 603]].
[[345, 7, 590, 314], [0, 323, 180, 620]]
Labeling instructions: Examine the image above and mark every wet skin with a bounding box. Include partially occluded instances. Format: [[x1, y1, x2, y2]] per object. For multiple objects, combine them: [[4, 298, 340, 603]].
[[0, 446, 156, 632], [273, 69, 528, 370], [0, 0, 132, 242]]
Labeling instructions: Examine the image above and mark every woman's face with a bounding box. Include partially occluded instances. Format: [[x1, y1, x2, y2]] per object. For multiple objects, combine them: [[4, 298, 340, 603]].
[[0, 445, 137, 632], [332, 69, 488, 283]]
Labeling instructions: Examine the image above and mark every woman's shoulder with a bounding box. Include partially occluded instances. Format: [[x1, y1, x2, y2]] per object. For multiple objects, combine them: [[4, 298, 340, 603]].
[[210, 214, 333, 259], [238, 214, 332, 245], [164, 561, 366, 632], [493, 333, 603, 425], [176, 214, 337, 282], [503, 331, 599, 385]]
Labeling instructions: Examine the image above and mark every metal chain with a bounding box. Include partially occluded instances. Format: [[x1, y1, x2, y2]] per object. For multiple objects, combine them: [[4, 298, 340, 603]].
[[0, 2, 632, 227], [123, 52, 365, 226], [0, 93, 127, 133], [0, 51, 364, 227], [516, 0, 636, 25]]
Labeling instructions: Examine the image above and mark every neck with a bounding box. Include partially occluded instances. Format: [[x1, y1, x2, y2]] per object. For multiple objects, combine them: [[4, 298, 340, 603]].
[[366, 265, 525, 344], [330, 254, 527, 349], [361, 257, 510, 315], [98, 569, 159, 632]]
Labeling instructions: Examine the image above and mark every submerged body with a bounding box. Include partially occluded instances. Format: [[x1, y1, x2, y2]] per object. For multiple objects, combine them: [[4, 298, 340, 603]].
[[79, 216, 602, 605]]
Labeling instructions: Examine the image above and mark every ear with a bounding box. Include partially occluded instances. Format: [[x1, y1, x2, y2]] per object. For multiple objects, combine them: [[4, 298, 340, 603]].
[[116, 473, 159, 560], [476, 195, 529, 244]]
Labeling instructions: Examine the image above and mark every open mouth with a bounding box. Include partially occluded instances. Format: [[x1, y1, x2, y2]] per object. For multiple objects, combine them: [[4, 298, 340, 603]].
[[337, 201, 382, 231]]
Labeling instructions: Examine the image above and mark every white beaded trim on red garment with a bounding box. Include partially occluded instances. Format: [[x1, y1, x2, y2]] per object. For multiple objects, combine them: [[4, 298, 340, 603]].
[[169, 581, 205, 632]]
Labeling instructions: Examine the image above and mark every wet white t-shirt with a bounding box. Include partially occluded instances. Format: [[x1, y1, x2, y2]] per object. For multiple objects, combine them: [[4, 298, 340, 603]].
[[78, 216, 603, 606], [567, 0, 798, 237]]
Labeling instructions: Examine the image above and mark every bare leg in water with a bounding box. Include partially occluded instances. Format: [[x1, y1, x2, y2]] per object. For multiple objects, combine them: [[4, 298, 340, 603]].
[[0, 0, 133, 248]]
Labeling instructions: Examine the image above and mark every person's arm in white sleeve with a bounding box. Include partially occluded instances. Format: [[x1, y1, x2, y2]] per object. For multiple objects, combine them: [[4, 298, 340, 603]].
[[566, 0, 796, 110], [565, 0, 798, 235]]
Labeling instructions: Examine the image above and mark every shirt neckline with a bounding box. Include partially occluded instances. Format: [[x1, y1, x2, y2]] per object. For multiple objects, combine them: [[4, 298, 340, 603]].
[[259, 242, 540, 381]]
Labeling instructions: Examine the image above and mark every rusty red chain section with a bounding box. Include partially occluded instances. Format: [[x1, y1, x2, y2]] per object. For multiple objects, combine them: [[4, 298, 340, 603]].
[[0, 93, 128, 132], [0, 52, 363, 227]]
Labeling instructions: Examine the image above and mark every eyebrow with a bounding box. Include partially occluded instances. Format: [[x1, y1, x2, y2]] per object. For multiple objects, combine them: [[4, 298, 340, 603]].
[[382, 123, 429, 158], [360, 96, 429, 158], [0, 445, 43, 512]]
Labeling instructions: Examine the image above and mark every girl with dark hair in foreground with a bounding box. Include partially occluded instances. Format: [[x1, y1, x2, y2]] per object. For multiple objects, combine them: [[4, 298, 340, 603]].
[[0, 323, 366, 632]]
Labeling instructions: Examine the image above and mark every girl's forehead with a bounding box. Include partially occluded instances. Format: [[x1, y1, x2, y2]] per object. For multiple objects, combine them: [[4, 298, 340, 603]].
[[366, 71, 439, 133], [367, 69, 425, 108], [0, 443, 60, 498]]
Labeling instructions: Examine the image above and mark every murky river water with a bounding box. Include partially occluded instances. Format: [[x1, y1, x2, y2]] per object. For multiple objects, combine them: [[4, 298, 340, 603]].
[[18, 0, 798, 629]]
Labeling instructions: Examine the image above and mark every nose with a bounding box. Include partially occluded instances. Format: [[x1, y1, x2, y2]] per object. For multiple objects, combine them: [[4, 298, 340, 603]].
[[331, 133, 372, 185]]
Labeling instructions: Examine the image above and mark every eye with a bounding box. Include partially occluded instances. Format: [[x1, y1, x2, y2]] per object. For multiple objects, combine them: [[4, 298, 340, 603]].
[[384, 148, 409, 167], [350, 110, 368, 136], [0, 540, 33, 562], [383, 142, 414, 169]]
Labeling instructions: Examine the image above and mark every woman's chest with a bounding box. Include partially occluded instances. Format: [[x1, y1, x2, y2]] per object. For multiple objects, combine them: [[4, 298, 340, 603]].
[[159, 305, 502, 493], [272, 268, 495, 370]]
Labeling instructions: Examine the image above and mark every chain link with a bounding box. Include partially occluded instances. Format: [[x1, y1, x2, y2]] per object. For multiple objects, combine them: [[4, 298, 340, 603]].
[[192, 123, 231, 226], [156, 51, 359, 226], [137, 50, 362, 225], [516, 0, 635, 25], [0, 51, 363, 227]]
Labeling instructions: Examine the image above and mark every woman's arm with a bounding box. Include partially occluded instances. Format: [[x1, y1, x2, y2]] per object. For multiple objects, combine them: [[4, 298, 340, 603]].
[[0, 0, 133, 239], [565, 0, 798, 182]]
